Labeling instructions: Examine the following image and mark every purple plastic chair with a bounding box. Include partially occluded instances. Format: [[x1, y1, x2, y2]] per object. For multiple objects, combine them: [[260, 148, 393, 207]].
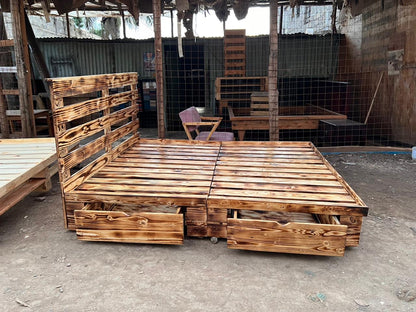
[[179, 106, 234, 141]]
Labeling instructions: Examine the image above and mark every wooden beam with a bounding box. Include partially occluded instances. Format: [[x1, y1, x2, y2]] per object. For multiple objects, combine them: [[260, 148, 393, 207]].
[[0, 78, 9, 138], [24, 11, 51, 82], [66, 13, 70, 38], [268, 0, 279, 141], [10, 0, 35, 137], [153, 0, 166, 139]]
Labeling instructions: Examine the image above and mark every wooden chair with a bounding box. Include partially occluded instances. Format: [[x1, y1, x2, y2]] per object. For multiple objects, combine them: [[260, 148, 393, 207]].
[[179, 106, 234, 141]]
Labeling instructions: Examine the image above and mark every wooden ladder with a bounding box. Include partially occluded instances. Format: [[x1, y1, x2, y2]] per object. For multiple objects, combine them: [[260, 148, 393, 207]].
[[0, 2, 36, 138]]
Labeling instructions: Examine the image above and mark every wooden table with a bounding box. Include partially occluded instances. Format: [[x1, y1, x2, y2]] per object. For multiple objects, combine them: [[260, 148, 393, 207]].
[[228, 105, 347, 141], [7, 109, 53, 136], [0, 138, 57, 216]]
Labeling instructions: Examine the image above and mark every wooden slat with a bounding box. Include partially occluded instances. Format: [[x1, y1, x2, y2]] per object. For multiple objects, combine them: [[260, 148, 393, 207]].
[[1, 89, 19, 95], [53, 90, 138, 124], [0, 178, 45, 216], [46, 72, 138, 99], [0, 138, 56, 198], [57, 105, 138, 152], [227, 218, 347, 256], [0, 39, 14, 47], [76, 229, 183, 244], [75, 210, 183, 232], [0, 66, 17, 73]]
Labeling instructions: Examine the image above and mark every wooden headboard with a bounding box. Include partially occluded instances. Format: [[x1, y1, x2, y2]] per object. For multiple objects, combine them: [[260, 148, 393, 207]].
[[47, 73, 139, 195]]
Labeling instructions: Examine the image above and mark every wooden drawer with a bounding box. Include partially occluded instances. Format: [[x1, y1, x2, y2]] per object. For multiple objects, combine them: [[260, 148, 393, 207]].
[[227, 211, 348, 257], [74, 203, 184, 245]]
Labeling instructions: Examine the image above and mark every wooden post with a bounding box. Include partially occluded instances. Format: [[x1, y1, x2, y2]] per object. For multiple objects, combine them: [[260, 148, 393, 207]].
[[269, 0, 279, 141], [24, 12, 50, 88], [66, 13, 70, 38], [0, 11, 10, 138], [120, 4, 126, 39], [0, 78, 9, 138], [279, 5, 283, 34], [170, 10, 174, 38], [153, 0, 165, 138], [10, 0, 35, 137]]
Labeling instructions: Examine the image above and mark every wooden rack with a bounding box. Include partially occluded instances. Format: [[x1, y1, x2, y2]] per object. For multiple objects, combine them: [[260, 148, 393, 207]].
[[224, 29, 246, 77], [215, 76, 268, 112]]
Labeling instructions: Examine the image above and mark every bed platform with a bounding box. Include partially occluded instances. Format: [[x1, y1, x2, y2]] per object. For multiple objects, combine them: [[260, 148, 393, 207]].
[[0, 138, 57, 216], [48, 73, 367, 256]]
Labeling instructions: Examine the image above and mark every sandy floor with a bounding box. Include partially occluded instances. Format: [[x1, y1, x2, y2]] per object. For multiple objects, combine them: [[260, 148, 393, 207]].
[[1, 148, 415, 311]]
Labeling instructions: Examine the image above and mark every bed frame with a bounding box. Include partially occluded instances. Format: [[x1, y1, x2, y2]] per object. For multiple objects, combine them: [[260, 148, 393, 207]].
[[47, 73, 367, 256]]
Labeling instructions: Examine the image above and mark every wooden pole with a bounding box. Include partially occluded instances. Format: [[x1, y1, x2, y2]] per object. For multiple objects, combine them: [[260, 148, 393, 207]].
[[364, 72, 384, 125], [24, 12, 50, 89], [269, 0, 279, 141], [170, 10, 174, 38], [66, 13, 70, 38], [152, 0, 165, 138], [0, 78, 9, 138], [10, 0, 35, 137], [0, 11, 10, 138], [120, 4, 126, 39]]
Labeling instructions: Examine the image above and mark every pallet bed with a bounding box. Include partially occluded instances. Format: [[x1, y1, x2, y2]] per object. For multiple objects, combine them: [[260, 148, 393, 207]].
[[0, 138, 57, 216], [48, 73, 367, 257]]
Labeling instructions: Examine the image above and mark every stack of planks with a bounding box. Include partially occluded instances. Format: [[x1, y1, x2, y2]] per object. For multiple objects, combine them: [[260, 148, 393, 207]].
[[48, 73, 368, 256]]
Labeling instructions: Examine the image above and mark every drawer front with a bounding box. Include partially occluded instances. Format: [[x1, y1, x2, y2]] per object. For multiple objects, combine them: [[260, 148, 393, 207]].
[[74, 208, 184, 245], [227, 217, 347, 257]]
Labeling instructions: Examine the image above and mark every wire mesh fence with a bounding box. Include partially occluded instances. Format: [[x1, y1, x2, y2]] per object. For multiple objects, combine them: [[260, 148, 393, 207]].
[[159, 4, 396, 147], [2, 2, 412, 147]]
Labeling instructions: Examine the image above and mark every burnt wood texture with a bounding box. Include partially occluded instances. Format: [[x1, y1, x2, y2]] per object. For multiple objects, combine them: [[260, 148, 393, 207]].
[[48, 73, 367, 255]]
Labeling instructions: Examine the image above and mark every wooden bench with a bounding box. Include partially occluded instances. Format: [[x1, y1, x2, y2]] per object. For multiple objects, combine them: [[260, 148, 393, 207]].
[[47, 73, 368, 256]]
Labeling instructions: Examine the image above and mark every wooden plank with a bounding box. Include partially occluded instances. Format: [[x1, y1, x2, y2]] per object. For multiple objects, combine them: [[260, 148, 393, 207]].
[[66, 192, 207, 207], [46, 72, 138, 100], [57, 105, 138, 152], [0, 178, 45, 216], [1, 89, 19, 95], [211, 181, 348, 194], [0, 39, 14, 47], [227, 218, 347, 256], [210, 188, 356, 203], [62, 135, 139, 191], [0, 138, 56, 198], [62, 120, 139, 170], [53, 90, 138, 124], [75, 210, 183, 231], [76, 229, 183, 245], [208, 197, 367, 216]]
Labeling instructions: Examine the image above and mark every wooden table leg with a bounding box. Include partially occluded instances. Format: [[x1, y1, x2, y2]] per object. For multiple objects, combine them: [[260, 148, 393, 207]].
[[238, 130, 245, 141]]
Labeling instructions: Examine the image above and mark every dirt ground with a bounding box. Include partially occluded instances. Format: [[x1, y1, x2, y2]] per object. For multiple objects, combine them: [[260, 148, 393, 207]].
[[1, 148, 415, 311]]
